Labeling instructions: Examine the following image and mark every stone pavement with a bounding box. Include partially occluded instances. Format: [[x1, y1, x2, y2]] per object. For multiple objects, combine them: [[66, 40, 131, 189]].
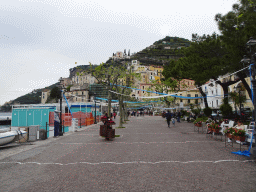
[[0, 115, 256, 192]]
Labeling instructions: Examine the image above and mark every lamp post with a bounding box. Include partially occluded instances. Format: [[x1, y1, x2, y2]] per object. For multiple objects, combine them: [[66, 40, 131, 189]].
[[241, 37, 256, 120], [241, 37, 256, 156], [58, 77, 64, 136], [94, 92, 97, 124]]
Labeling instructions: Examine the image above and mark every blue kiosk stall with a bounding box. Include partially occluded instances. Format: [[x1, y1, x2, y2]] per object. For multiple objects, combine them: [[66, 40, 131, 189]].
[[11, 104, 58, 138]]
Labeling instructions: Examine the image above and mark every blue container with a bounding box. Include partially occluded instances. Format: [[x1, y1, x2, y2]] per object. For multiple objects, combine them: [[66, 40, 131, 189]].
[[12, 106, 56, 138]]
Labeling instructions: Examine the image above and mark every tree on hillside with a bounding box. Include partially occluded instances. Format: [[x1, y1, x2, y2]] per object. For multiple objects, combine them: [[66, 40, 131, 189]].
[[49, 86, 61, 101]]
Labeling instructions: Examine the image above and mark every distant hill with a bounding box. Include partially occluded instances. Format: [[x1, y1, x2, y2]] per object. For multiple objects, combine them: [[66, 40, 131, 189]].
[[0, 83, 59, 112], [69, 65, 99, 78], [0, 65, 100, 112], [130, 36, 190, 65]]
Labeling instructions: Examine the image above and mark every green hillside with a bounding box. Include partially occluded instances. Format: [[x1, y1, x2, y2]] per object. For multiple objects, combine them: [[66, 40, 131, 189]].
[[131, 36, 190, 65], [0, 83, 59, 112]]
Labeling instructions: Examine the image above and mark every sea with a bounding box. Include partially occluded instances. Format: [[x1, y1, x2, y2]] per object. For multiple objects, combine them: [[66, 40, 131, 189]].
[[0, 112, 12, 130]]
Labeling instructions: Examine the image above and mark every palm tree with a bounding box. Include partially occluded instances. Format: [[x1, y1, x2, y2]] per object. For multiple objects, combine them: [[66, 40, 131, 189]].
[[229, 91, 246, 115]]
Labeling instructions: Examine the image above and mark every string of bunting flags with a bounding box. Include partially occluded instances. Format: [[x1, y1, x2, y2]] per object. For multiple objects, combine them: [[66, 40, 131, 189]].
[[64, 65, 250, 104], [109, 65, 250, 99]]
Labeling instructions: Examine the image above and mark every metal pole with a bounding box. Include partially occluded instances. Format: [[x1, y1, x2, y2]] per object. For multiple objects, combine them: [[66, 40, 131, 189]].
[[46, 122, 48, 139], [94, 99, 97, 124], [250, 42, 256, 156], [239, 90, 241, 117], [59, 91, 63, 136]]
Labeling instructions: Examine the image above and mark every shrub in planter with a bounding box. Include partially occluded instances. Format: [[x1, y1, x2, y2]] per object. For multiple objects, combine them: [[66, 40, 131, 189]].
[[203, 107, 212, 117], [220, 98, 232, 117]]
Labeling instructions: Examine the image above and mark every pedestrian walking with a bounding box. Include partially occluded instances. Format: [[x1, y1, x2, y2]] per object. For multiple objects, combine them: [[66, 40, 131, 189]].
[[172, 117, 175, 126], [113, 112, 116, 119], [165, 110, 172, 128], [177, 111, 181, 123]]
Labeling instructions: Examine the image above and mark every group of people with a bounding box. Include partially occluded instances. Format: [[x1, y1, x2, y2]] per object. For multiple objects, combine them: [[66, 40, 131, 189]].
[[129, 110, 145, 117], [164, 110, 181, 128]]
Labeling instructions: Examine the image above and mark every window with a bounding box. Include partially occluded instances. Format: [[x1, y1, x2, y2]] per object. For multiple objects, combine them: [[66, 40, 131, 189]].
[[143, 86, 144, 89], [188, 99, 190, 104], [143, 91, 144, 93], [195, 94, 198, 97], [180, 99, 183, 102], [195, 99, 198, 104], [187, 94, 191, 97], [43, 96, 44, 99], [82, 92, 84, 95], [138, 91, 139, 94], [216, 100, 218, 106]]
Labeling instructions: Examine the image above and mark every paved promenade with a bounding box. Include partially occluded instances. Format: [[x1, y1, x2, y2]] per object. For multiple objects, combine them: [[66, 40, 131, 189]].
[[1, 115, 256, 191]]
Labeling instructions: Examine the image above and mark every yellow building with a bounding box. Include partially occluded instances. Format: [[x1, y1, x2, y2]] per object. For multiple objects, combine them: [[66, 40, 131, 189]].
[[171, 79, 201, 108], [149, 65, 164, 82], [228, 76, 253, 111]]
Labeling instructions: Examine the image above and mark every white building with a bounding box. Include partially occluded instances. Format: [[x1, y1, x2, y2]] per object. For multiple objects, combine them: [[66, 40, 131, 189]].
[[201, 80, 223, 109]]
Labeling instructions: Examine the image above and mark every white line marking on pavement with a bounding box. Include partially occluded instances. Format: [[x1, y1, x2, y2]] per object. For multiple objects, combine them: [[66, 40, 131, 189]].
[[0, 160, 254, 166], [71, 132, 196, 136], [59, 141, 214, 145]]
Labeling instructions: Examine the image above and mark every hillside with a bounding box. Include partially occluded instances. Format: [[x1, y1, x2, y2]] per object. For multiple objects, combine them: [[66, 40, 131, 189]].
[[0, 83, 59, 112], [0, 65, 99, 112], [69, 65, 98, 78], [130, 36, 190, 65]]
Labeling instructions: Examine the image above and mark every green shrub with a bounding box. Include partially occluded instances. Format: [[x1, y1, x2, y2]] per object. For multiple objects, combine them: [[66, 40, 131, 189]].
[[203, 107, 212, 117], [194, 116, 208, 123], [220, 98, 232, 117]]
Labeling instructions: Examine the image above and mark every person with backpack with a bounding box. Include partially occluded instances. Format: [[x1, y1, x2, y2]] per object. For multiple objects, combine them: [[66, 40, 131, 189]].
[[165, 110, 172, 128]]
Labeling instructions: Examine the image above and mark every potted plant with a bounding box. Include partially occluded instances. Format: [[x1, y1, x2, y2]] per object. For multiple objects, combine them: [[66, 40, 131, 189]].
[[196, 121, 202, 127], [106, 118, 116, 126], [212, 123, 221, 133], [194, 118, 203, 127], [101, 115, 108, 123], [207, 123, 212, 132], [233, 129, 246, 142], [224, 127, 235, 138]]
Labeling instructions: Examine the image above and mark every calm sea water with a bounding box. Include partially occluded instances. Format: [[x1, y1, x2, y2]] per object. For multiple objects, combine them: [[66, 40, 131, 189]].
[[0, 112, 12, 130]]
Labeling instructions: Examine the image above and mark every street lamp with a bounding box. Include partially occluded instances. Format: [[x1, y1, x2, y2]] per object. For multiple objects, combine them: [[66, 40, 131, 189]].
[[245, 37, 256, 119], [241, 37, 256, 156], [94, 92, 97, 124], [58, 77, 64, 136]]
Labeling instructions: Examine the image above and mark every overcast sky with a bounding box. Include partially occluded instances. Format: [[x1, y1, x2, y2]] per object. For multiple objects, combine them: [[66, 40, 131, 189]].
[[0, 0, 239, 106]]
